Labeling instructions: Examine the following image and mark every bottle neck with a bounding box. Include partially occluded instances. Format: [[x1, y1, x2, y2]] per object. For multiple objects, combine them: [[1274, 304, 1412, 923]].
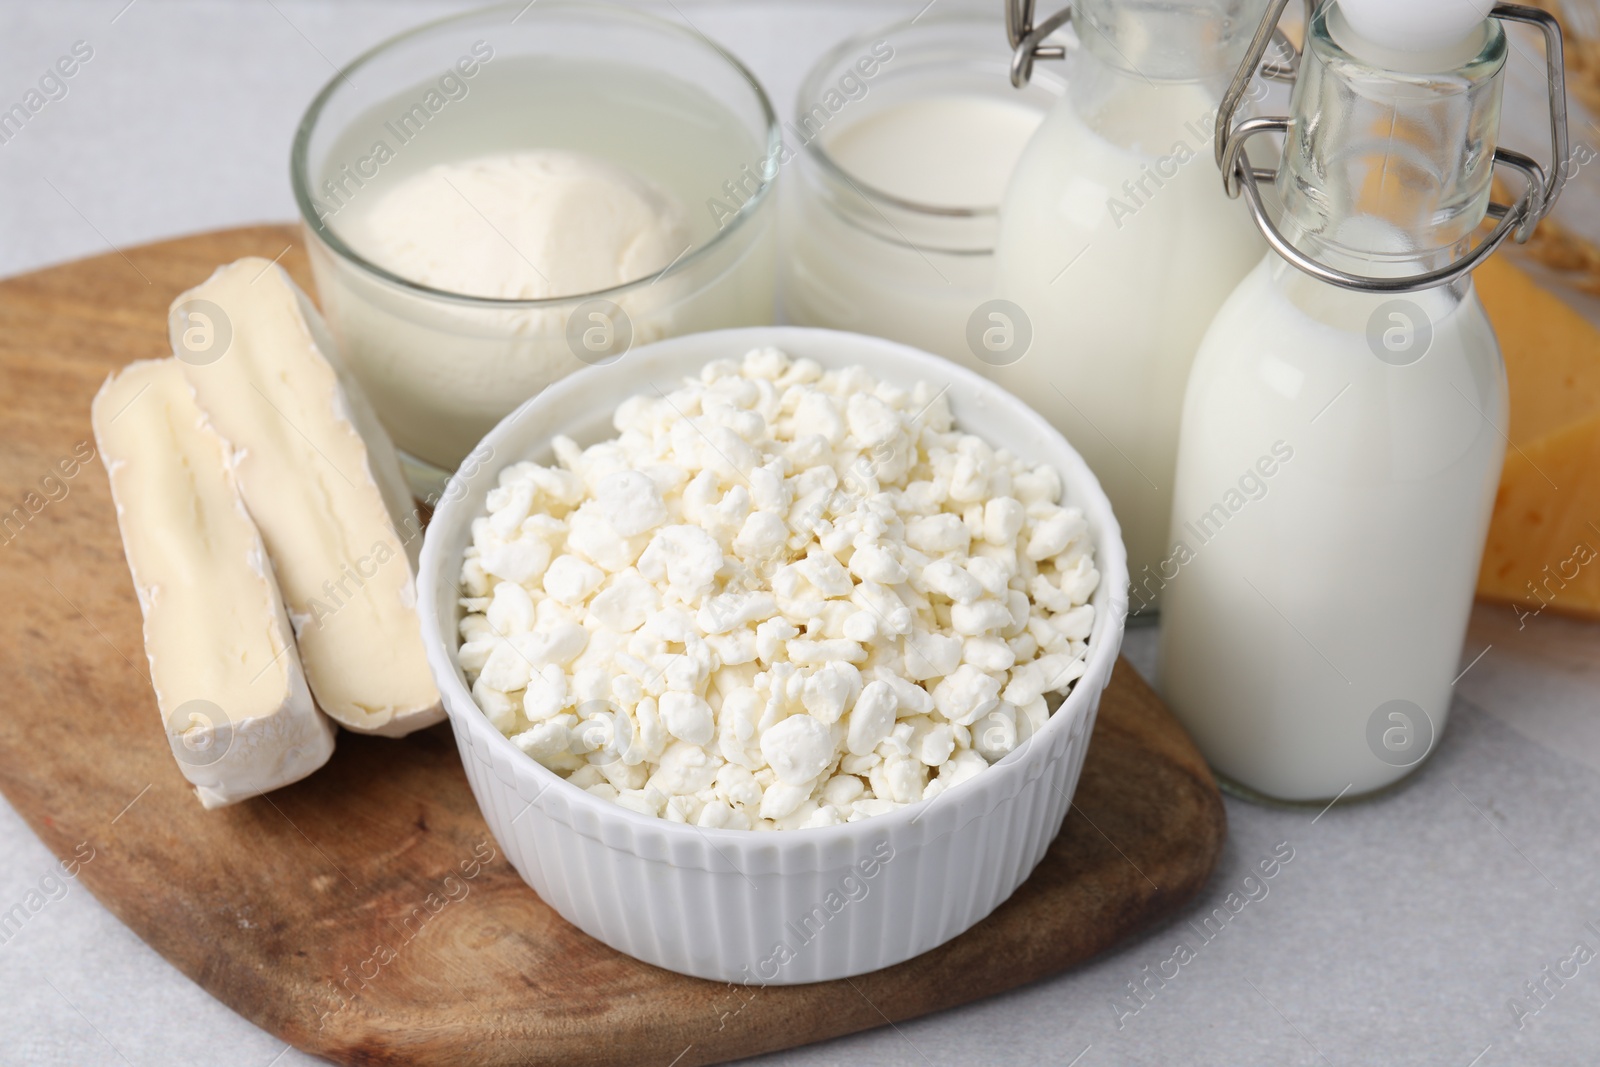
[[1274, 4, 1506, 277], [1075, 0, 1270, 81], [1070, 0, 1270, 150]]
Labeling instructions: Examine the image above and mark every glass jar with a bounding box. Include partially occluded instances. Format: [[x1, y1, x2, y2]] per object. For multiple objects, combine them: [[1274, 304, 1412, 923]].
[[779, 13, 1065, 374], [292, 2, 780, 493]]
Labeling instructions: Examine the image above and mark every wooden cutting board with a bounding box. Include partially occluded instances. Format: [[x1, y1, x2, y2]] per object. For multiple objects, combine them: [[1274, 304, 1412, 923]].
[[0, 226, 1226, 1067]]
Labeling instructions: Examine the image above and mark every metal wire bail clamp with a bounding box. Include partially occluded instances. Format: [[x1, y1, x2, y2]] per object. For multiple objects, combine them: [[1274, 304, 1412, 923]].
[[1212, 0, 1571, 295], [1006, 0, 1073, 88]]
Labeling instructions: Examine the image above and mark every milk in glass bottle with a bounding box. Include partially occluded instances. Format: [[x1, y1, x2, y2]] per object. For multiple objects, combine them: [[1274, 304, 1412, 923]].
[[993, 0, 1272, 610], [1158, 0, 1569, 801]]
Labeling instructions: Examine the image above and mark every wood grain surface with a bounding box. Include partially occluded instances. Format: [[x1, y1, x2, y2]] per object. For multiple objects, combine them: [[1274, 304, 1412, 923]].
[[0, 226, 1227, 1067]]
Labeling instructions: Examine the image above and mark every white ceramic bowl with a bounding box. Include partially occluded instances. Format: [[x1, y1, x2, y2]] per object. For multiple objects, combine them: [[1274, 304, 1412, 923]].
[[416, 326, 1129, 983]]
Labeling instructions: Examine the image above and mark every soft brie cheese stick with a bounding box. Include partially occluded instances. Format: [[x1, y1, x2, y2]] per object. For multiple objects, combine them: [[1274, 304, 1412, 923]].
[[92, 359, 335, 808], [175, 259, 443, 736]]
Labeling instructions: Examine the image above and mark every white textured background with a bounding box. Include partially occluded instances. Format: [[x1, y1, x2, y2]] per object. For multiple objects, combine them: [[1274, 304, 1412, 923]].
[[3, 2, 1600, 1065]]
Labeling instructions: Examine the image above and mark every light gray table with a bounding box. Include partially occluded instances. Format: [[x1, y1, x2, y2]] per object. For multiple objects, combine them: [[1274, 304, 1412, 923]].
[[4, 3, 1598, 1064]]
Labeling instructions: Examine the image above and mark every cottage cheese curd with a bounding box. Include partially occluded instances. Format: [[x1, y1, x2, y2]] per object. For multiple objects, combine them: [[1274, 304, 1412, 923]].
[[455, 348, 1098, 829]]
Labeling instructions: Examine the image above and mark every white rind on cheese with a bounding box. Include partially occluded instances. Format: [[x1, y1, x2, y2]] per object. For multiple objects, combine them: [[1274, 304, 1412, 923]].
[[295, 282, 423, 573], [92, 359, 335, 808], [175, 259, 443, 736]]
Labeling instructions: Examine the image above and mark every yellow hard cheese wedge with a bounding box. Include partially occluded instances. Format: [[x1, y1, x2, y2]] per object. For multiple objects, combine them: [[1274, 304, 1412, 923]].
[[1474, 255, 1600, 621], [174, 259, 443, 735], [92, 359, 335, 806], [1476, 255, 1600, 447], [1478, 415, 1600, 619]]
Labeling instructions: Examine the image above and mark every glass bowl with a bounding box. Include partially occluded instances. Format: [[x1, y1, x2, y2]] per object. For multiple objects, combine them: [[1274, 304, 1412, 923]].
[[780, 13, 1066, 371], [292, 2, 780, 494]]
